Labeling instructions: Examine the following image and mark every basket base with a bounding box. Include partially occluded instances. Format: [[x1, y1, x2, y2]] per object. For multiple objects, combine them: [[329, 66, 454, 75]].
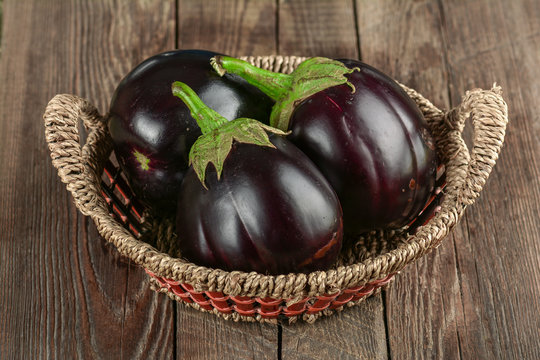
[[146, 269, 394, 324]]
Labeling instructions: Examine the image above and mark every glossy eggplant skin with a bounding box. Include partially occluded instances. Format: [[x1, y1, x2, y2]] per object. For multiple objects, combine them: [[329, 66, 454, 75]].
[[107, 50, 273, 211], [288, 60, 437, 234], [176, 135, 343, 275]]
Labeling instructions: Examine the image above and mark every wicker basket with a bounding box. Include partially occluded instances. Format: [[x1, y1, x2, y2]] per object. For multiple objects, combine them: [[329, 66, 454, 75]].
[[43, 55, 508, 324]]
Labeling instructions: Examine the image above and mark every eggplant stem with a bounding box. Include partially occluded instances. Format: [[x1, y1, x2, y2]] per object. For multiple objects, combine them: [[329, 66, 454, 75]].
[[211, 56, 360, 131], [171, 81, 228, 134], [211, 56, 293, 102]]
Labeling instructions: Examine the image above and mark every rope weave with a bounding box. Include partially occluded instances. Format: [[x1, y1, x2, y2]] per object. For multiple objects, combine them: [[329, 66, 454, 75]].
[[43, 56, 508, 307]]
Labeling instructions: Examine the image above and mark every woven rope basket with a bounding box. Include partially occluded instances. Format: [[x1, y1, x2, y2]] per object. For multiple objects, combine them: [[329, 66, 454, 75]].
[[43, 55, 508, 323]]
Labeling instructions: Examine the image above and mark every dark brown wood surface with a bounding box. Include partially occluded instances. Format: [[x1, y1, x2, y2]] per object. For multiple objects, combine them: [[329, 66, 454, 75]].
[[0, 0, 538, 359]]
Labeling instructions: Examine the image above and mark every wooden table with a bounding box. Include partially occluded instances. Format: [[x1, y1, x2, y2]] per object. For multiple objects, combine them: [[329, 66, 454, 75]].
[[1, 1, 539, 359]]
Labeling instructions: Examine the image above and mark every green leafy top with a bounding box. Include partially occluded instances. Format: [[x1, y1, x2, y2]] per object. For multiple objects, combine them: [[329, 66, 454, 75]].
[[172, 81, 288, 188], [211, 56, 360, 131]]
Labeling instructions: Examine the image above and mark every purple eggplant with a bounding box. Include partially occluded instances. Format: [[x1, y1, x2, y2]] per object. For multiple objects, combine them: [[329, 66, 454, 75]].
[[212, 56, 438, 234], [172, 82, 343, 274], [107, 50, 273, 212]]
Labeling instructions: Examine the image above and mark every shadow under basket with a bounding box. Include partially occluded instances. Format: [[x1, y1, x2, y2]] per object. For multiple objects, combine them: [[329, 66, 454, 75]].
[[43, 56, 508, 324]]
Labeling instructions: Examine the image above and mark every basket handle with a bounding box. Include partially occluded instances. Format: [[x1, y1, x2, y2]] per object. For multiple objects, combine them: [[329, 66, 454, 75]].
[[444, 85, 508, 206], [43, 94, 110, 216]]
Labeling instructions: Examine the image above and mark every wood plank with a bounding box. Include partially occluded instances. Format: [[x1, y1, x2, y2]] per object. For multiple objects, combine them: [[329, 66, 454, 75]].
[[278, 1, 388, 359], [439, 0, 540, 358], [355, 1, 463, 359], [278, 0, 358, 58], [0, 0, 176, 358], [178, 0, 277, 56], [281, 295, 387, 360], [175, 2, 279, 359], [358, 1, 540, 359], [176, 307, 278, 360]]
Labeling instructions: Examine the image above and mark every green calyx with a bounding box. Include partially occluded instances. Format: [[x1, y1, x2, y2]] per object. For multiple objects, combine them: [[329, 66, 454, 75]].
[[189, 118, 288, 187], [171, 81, 288, 188], [211, 56, 360, 131]]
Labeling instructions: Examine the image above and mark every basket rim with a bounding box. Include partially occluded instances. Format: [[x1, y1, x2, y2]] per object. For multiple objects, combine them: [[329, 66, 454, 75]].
[[43, 55, 509, 301]]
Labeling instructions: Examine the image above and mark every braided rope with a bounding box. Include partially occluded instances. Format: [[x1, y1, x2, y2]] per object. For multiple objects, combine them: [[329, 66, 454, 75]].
[[43, 55, 508, 302]]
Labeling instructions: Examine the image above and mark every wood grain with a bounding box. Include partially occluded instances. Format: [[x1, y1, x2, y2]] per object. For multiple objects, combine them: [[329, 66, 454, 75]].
[[278, 0, 358, 58], [277, 1, 388, 359], [355, 1, 465, 359], [281, 295, 387, 360], [440, 0, 540, 358], [358, 0, 540, 359], [175, 2, 279, 359], [0, 0, 176, 358], [178, 0, 277, 56], [176, 308, 278, 360]]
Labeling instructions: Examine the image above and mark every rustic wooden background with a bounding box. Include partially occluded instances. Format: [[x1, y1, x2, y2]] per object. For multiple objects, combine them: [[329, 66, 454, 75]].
[[1, 0, 539, 359]]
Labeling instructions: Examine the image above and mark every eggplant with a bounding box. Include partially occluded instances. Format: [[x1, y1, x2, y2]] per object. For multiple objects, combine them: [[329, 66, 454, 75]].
[[172, 82, 343, 274], [212, 56, 438, 234], [107, 50, 273, 212]]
